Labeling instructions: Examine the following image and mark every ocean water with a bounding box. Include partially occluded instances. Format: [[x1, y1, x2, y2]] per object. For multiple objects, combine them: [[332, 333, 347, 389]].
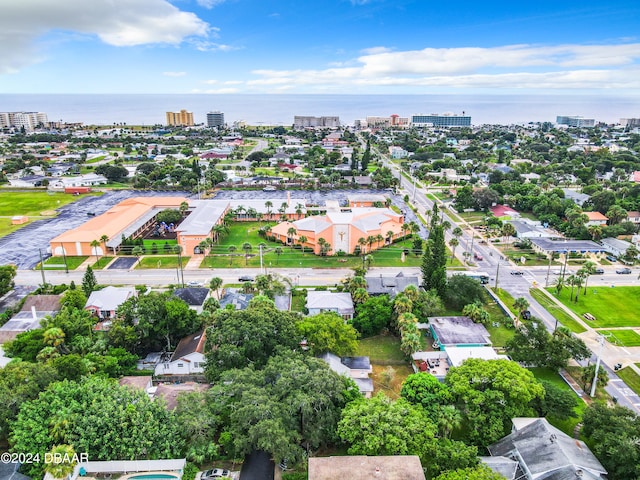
[[1, 93, 640, 126]]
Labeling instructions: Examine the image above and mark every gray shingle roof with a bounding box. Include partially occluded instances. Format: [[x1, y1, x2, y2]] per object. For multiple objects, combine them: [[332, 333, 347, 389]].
[[172, 287, 210, 306]]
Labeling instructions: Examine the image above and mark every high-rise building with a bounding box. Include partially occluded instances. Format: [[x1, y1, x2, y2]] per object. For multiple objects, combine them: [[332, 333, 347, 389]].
[[293, 116, 340, 128], [166, 109, 194, 126], [556, 116, 595, 128], [411, 113, 471, 127], [206, 111, 225, 128], [620, 118, 640, 128], [365, 115, 410, 128], [0, 111, 48, 131]]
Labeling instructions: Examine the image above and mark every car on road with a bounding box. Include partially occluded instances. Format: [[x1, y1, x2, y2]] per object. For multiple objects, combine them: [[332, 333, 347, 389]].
[[238, 275, 254, 282], [606, 255, 618, 262], [200, 469, 230, 479], [474, 253, 483, 261], [616, 267, 632, 274], [510, 271, 524, 276], [553, 269, 573, 275], [187, 281, 204, 287], [594, 268, 605, 274]]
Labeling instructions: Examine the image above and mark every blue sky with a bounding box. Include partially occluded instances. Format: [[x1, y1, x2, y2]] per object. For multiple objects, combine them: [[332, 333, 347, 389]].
[[1, 0, 639, 94]]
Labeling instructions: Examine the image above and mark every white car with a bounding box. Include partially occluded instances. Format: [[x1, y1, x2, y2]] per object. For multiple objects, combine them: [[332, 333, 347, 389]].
[[201, 469, 230, 479], [187, 281, 204, 287]]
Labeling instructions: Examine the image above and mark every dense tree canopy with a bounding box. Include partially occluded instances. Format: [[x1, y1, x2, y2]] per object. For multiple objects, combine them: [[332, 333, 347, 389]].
[[11, 376, 180, 478], [204, 299, 300, 380], [351, 295, 392, 337], [444, 275, 486, 310], [446, 359, 544, 446], [296, 312, 359, 356]]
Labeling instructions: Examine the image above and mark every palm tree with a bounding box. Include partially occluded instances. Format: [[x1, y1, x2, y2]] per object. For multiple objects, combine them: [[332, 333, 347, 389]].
[[100, 234, 110, 257], [179, 201, 189, 217], [247, 207, 258, 220], [346, 275, 367, 294], [295, 203, 304, 219], [265, 200, 273, 220], [386, 230, 394, 245], [274, 247, 283, 265], [198, 240, 209, 256], [357, 237, 367, 255], [401, 223, 411, 239], [566, 274, 577, 301], [462, 301, 489, 324], [279, 202, 288, 218], [298, 235, 308, 254], [263, 225, 272, 240], [513, 297, 530, 317], [452, 227, 463, 241], [228, 245, 237, 266], [581, 261, 597, 295], [437, 405, 462, 439], [90, 239, 101, 265], [132, 245, 144, 261], [502, 223, 516, 243], [448, 238, 459, 263], [352, 287, 369, 305], [404, 284, 419, 303], [242, 242, 252, 266], [366, 235, 376, 252], [573, 273, 585, 303], [287, 227, 297, 250], [393, 294, 413, 317], [375, 234, 384, 248], [409, 221, 420, 237], [212, 224, 225, 244], [587, 224, 603, 241], [45, 444, 77, 480], [209, 277, 223, 299]]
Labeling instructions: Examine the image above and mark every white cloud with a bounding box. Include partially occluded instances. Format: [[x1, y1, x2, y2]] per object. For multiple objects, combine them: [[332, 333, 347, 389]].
[[0, 0, 209, 74], [246, 43, 640, 91], [163, 71, 187, 77], [196, 0, 226, 8]]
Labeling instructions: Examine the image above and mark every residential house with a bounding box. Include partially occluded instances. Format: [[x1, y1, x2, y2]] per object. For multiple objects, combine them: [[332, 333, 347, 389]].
[[490, 204, 520, 219], [366, 272, 420, 299], [584, 211, 608, 226], [0, 294, 61, 343], [428, 316, 492, 350], [627, 211, 640, 225], [85, 286, 136, 320], [530, 238, 605, 256], [154, 330, 206, 376], [487, 417, 607, 479], [309, 456, 426, 480], [320, 352, 374, 398], [510, 220, 555, 239], [172, 287, 211, 314], [562, 188, 590, 207], [600, 237, 636, 260], [306, 291, 355, 320], [219, 288, 254, 310]]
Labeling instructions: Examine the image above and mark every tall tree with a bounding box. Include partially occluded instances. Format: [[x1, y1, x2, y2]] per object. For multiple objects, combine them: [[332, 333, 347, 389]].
[[81, 266, 97, 297], [296, 312, 359, 356], [422, 224, 447, 298]]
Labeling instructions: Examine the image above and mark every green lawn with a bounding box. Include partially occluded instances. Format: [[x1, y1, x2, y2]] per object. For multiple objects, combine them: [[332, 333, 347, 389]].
[[0, 190, 99, 237], [290, 290, 307, 312], [201, 221, 425, 268], [598, 329, 640, 347], [550, 286, 640, 328], [91, 256, 114, 269], [617, 367, 640, 396], [356, 335, 407, 364], [39, 255, 88, 270], [528, 367, 586, 436], [492, 288, 518, 316], [135, 255, 190, 269], [529, 289, 587, 333]]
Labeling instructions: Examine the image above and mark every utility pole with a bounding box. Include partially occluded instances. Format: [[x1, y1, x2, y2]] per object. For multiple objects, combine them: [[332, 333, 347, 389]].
[[590, 335, 606, 397], [259, 244, 264, 274], [495, 260, 501, 290], [38, 248, 46, 286], [60, 243, 68, 274], [545, 253, 552, 287]]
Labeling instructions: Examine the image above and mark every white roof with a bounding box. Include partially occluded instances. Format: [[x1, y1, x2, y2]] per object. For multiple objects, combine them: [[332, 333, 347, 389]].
[[444, 346, 506, 367], [72, 459, 186, 479], [306, 291, 354, 314], [85, 286, 135, 311], [176, 200, 228, 235]]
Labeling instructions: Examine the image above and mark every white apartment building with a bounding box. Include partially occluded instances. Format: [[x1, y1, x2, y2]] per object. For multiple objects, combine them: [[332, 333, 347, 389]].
[[0, 112, 49, 131]]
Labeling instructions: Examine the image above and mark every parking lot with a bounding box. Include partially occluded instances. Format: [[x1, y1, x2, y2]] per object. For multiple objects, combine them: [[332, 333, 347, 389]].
[[0, 191, 190, 269]]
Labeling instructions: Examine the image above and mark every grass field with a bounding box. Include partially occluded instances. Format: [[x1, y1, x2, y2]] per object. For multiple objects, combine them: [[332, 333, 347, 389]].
[[91, 256, 113, 269], [529, 288, 587, 333], [356, 335, 407, 364], [528, 367, 586, 436], [40, 255, 87, 270], [0, 190, 95, 237], [598, 329, 640, 347], [136, 255, 190, 269], [617, 367, 640, 396], [550, 286, 640, 328], [200, 221, 425, 269], [492, 288, 518, 316]]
